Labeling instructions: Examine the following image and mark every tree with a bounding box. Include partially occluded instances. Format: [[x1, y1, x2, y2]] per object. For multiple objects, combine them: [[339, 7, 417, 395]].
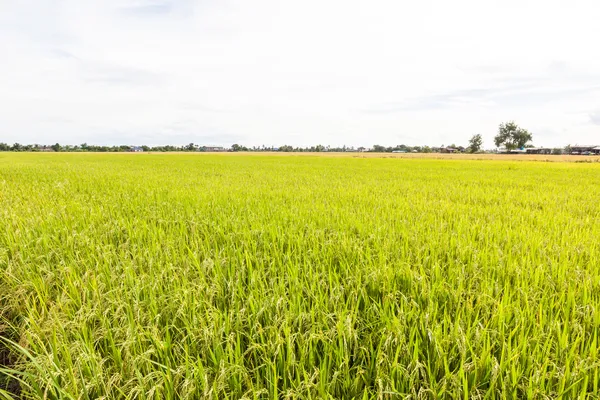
[[467, 134, 483, 153], [185, 143, 197, 152], [51, 143, 61, 152], [231, 144, 249, 152], [494, 121, 532, 151]]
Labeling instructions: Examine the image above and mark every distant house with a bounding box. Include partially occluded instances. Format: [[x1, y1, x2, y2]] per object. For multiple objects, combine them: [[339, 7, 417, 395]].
[[498, 147, 526, 154], [570, 144, 600, 155], [525, 147, 552, 155], [392, 150, 407, 153], [200, 146, 226, 152], [440, 147, 458, 153], [130, 146, 143, 152]]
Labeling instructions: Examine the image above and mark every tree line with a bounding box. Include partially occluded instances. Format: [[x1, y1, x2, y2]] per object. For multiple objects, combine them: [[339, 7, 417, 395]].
[[0, 143, 211, 152], [0, 142, 486, 153], [0, 122, 581, 154]]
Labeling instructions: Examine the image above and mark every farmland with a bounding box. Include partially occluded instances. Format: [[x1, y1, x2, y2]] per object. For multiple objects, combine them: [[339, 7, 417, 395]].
[[1, 153, 600, 399]]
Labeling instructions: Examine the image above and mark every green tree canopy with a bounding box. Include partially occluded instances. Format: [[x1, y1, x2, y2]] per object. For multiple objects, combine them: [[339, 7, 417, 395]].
[[494, 122, 532, 151], [468, 134, 483, 153]]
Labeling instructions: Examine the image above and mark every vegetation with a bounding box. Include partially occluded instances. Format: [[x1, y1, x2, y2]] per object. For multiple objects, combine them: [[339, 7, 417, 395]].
[[0, 122, 592, 156], [1, 154, 600, 399], [4, 120, 599, 156], [494, 122, 533, 151], [0, 143, 229, 153], [467, 134, 483, 153]]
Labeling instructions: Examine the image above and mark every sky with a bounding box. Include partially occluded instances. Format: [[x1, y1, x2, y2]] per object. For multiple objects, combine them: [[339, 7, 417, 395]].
[[1, 0, 599, 148]]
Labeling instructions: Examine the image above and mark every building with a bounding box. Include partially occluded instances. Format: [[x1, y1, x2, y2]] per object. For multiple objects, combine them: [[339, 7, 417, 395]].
[[440, 147, 458, 153], [498, 147, 526, 154], [200, 146, 226, 152], [525, 147, 552, 155], [570, 144, 600, 155], [130, 146, 144, 152]]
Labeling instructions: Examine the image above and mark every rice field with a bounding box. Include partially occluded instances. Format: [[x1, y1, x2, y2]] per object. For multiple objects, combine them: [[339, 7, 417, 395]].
[[1, 153, 600, 399]]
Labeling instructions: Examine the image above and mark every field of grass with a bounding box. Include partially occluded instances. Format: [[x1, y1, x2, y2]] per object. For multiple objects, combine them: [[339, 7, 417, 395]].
[[1, 153, 600, 399]]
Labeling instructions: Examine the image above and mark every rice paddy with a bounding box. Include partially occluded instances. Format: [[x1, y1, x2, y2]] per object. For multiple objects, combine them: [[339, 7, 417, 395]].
[[1, 153, 600, 399]]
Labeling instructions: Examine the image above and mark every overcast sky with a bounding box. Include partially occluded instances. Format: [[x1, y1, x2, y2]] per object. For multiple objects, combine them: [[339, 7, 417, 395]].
[[1, 0, 599, 147]]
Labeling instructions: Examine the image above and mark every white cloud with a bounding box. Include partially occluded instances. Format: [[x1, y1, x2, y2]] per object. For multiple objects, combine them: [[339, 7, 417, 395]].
[[1, 0, 599, 147]]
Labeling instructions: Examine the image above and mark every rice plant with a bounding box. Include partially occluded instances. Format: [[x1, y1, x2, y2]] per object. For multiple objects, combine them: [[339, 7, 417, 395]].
[[1, 153, 599, 399]]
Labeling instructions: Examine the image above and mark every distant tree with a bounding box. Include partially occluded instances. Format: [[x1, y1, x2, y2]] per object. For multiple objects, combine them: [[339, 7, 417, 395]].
[[494, 121, 532, 151], [11, 143, 23, 151], [467, 134, 483, 153], [372, 145, 386, 152], [391, 144, 410, 152], [185, 143, 197, 152], [0, 143, 9, 151], [50, 143, 61, 152], [422, 146, 432, 153], [552, 148, 563, 155], [279, 145, 294, 152], [231, 144, 242, 152]]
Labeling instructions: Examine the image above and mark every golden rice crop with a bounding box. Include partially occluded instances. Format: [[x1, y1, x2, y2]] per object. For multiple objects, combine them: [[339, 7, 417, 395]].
[[1, 153, 599, 399]]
